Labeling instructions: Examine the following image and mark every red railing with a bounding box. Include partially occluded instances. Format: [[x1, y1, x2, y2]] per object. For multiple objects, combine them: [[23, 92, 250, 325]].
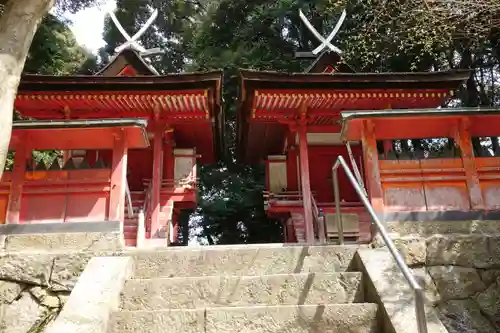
[[264, 190, 326, 242], [311, 195, 326, 243]]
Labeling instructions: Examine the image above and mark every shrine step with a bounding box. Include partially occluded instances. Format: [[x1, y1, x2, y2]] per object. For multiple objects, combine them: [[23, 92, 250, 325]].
[[108, 303, 378, 333], [120, 272, 363, 311], [129, 244, 360, 278], [124, 219, 138, 244], [107, 245, 380, 333]]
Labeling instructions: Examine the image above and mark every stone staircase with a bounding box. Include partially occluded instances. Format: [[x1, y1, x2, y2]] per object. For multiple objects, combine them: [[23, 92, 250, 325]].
[[107, 244, 380, 333]]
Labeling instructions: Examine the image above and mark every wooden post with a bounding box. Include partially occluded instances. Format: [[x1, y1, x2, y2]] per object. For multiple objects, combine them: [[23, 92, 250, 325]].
[[297, 124, 315, 244], [62, 107, 71, 164], [170, 204, 178, 243], [286, 131, 299, 191], [361, 120, 384, 217], [6, 142, 28, 224], [150, 124, 164, 238], [456, 118, 484, 209], [164, 130, 174, 180], [109, 129, 128, 222]]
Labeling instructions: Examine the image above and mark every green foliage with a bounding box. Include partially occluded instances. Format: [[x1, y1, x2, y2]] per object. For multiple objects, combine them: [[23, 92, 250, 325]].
[[10, 12, 96, 170], [24, 14, 92, 75], [102, 0, 208, 73], [53, 0, 102, 14]]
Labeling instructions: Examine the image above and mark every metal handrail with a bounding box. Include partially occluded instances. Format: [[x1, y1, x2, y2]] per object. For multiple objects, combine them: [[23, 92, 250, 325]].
[[125, 180, 133, 219], [332, 155, 428, 333]]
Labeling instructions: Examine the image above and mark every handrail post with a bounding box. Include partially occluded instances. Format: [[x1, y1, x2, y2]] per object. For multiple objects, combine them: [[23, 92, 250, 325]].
[[137, 209, 145, 248], [332, 168, 344, 245], [415, 288, 428, 333], [318, 208, 326, 244]]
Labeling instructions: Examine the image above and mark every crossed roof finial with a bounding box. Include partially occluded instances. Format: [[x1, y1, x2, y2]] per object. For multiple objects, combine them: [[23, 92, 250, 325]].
[[299, 8, 347, 55], [108, 8, 159, 54]]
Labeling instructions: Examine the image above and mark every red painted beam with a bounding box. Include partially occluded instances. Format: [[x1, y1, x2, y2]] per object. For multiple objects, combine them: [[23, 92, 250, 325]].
[[9, 126, 149, 151]]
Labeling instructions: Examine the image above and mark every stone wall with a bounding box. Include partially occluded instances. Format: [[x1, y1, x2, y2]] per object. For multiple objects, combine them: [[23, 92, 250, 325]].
[[0, 250, 121, 332], [386, 233, 500, 333]]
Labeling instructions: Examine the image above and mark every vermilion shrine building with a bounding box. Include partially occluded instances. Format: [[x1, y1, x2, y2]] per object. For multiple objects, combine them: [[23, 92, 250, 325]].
[[1, 49, 223, 247], [2, 36, 499, 248], [237, 57, 476, 244]]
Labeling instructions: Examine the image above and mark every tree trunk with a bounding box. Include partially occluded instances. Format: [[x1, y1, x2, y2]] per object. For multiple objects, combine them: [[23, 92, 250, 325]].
[[0, 0, 55, 178]]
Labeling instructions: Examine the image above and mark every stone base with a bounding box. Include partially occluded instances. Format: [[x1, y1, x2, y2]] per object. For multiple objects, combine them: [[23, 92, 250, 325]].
[[0, 222, 124, 252]]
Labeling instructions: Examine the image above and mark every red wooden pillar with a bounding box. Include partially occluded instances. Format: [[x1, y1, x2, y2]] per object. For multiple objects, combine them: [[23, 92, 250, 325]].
[[6, 141, 28, 224], [361, 120, 384, 216], [150, 124, 164, 238], [456, 118, 484, 209], [62, 108, 72, 164], [164, 131, 175, 245], [109, 129, 128, 222], [286, 131, 299, 191], [171, 208, 179, 243], [297, 124, 314, 243], [164, 130, 174, 181]]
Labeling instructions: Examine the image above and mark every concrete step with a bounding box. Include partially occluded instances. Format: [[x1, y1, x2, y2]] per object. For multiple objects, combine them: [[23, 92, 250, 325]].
[[130, 244, 360, 278], [121, 272, 363, 311], [108, 303, 378, 333]]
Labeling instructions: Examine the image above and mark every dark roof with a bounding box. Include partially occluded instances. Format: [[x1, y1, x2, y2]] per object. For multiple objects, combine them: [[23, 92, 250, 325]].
[[18, 70, 223, 92], [239, 69, 472, 91], [305, 51, 355, 73], [96, 49, 159, 76]]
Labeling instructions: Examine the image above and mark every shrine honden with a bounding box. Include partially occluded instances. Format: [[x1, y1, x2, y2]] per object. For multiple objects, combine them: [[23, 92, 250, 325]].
[[236, 49, 491, 245], [1, 49, 223, 247]]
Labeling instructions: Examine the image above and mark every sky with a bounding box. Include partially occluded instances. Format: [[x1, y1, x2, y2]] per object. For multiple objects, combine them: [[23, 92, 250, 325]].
[[63, 1, 117, 53]]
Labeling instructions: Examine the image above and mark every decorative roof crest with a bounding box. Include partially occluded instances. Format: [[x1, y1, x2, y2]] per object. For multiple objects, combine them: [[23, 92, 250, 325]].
[[108, 7, 164, 57], [296, 8, 347, 58]]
